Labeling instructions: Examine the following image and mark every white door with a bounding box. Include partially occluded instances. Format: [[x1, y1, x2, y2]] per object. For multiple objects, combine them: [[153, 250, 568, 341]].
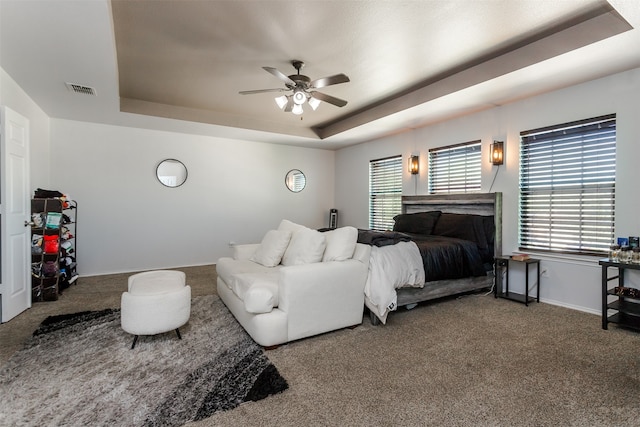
[[1, 106, 31, 322]]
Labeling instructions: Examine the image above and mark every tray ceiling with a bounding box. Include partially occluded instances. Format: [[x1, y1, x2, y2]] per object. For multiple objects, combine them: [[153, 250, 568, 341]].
[[1, 1, 639, 149]]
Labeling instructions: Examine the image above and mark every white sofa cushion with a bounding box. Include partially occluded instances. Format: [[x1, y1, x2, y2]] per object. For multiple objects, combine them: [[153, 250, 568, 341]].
[[216, 258, 275, 286], [281, 227, 327, 266], [322, 226, 358, 262], [250, 229, 292, 267]]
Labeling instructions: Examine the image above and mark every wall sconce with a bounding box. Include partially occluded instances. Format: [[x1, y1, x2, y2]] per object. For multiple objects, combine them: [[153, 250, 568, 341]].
[[408, 155, 420, 175], [490, 141, 504, 165]]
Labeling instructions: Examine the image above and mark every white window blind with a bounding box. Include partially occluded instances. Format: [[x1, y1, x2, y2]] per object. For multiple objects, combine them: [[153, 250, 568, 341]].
[[428, 141, 481, 194], [369, 155, 402, 231], [519, 114, 616, 255]]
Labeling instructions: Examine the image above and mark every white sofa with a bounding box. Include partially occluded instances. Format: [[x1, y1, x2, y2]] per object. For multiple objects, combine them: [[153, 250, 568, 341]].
[[216, 220, 371, 347]]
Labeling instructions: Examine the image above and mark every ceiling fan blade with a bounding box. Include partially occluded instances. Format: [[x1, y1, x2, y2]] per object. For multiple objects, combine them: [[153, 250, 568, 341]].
[[263, 67, 296, 86], [284, 97, 294, 112], [310, 91, 348, 108], [310, 73, 350, 89], [239, 88, 288, 95]]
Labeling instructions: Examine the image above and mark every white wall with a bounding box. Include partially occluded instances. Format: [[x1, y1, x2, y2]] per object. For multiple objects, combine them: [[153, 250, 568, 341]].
[[336, 67, 640, 314], [49, 120, 335, 275], [0, 67, 51, 189]]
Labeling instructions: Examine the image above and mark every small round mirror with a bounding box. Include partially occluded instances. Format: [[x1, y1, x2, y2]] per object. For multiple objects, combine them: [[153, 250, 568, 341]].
[[285, 169, 306, 192], [156, 159, 188, 188]]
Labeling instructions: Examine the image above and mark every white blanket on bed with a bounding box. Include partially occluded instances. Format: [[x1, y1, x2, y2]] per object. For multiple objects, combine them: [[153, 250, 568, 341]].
[[364, 241, 425, 324]]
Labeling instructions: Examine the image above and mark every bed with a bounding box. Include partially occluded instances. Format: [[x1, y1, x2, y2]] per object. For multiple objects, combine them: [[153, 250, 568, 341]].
[[362, 192, 502, 325]]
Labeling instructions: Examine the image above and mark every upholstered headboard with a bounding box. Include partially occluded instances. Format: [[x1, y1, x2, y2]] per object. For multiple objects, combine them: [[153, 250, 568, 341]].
[[401, 192, 502, 257]]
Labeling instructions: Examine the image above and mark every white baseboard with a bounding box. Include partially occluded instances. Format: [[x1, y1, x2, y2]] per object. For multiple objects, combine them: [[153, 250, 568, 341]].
[[540, 297, 600, 316], [81, 262, 215, 278]]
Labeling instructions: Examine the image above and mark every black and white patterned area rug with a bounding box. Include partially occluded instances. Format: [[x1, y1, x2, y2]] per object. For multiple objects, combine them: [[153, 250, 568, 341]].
[[0, 295, 288, 426]]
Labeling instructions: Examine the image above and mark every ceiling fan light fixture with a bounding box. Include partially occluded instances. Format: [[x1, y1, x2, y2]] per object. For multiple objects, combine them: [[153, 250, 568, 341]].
[[275, 95, 288, 109], [293, 89, 306, 105], [240, 61, 349, 115], [292, 104, 303, 115], [308, 96, 321, 111]]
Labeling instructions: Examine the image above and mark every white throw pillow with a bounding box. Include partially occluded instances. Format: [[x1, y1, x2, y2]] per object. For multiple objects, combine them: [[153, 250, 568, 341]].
[[281, 227, 327, 266], [250, 229, 292, 267], [277, 219, 306, 234], [322, 226, 358, 262]]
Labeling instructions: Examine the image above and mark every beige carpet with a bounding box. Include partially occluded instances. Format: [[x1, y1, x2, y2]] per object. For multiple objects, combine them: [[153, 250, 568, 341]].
[[2, 265, 640, 426]]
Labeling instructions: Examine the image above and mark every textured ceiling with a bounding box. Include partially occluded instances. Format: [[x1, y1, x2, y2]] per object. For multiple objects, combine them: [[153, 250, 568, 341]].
[[2, 1, 640, 149]]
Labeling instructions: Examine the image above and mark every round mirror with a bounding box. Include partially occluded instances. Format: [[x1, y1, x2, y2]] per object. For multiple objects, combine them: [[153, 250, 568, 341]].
[[156, 159, 188, 188], [285, 169, 306, 192]]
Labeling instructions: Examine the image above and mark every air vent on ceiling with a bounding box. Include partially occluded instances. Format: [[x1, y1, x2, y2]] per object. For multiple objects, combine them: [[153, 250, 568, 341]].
[[65, 82, 97, 96]]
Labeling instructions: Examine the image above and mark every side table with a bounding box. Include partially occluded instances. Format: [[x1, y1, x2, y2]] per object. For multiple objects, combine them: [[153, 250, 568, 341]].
[[494, 256, 540, 305], [599, 259, 640, 331]]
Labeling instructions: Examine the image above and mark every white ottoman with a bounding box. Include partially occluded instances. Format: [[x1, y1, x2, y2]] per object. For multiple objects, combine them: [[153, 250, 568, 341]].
[[121, 270, 191, 349]]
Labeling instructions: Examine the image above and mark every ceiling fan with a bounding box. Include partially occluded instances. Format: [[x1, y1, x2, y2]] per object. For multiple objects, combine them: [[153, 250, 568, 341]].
[[239, 60, 350, 115]]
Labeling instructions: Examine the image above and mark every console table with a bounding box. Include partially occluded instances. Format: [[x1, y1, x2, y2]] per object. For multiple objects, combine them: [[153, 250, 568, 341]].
[[494, 256, 540, 305], [599, 259, 640, 331]]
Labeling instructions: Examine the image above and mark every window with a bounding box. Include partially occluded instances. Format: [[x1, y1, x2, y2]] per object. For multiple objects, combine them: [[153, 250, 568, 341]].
[[369, 155, 402, 230], [428, 141, 481, 194], [519, 114, 616, 255]]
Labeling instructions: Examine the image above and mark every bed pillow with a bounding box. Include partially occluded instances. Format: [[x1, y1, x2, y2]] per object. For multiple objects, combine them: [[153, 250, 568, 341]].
[[393, 211, 442, 235], [282, 227, 327, 266], [250, 229, 292, 267], [482, 216, 495, 247], [432, 213, 489, 251], [322, 226, 358, 262]]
